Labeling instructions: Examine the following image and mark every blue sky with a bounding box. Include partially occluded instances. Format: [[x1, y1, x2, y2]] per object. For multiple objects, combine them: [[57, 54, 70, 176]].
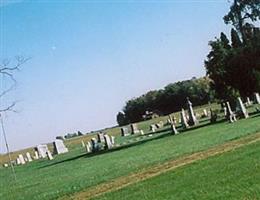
[[0, 0, 231, 152]]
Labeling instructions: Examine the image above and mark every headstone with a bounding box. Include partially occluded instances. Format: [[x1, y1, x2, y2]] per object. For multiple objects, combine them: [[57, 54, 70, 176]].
[[3, 163, 8, 168], [85, 142, 91, 153], [180, 109, 189, 129], [210, 108, 218, 123], [254, 92, 260, 104], [187, 98, 198, 126], [155, 123, 162, 129], [34, 151, 39, 160], [171, 124, 178, 134], [150, 124, 157, 133], [203, 109, 208, 117], [246, 97, 253, 106], [140, 130, 144, 135], [111, 136, 115, 145], [97, 132, 105, 143], [46, 151, 53, 160], [18, 154, 26, 165], [236, 97, 249, 118], [130, 123, 139, 134], [81, 140, 85, 148], [36, 144, 49, 158], [168, 115, 173, 124], [16, 158, 21, 165], [26, 152, 33, 162], [53, 139, 68, 154], [121, 127, 130, 137], [90, 138, 98, 151], [226, 101, 237, 123], [104, 135, 113, 149]]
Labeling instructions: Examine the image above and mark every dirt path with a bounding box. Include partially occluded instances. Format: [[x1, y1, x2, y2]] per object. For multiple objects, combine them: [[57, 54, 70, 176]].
[[60, 132, 260, 200]]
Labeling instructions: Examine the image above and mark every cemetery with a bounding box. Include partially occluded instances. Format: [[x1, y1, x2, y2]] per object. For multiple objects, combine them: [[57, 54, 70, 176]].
[[1, 1, 260, 199], [0, 96, 260, 199]]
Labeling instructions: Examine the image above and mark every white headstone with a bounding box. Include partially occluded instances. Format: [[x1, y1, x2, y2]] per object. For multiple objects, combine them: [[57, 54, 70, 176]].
[[140, 130, 144, 135], [18, 154, 26, 165], [16, 158, 21, 165], [121, 127, 130, 137], [237, 97, 249, 118], [81, 140, 85, 148], [26, 152, 33, 162], [187, 98, 198, 126], [130, 123, 139, 134], [97, 133, 105, 143], [254, 92, 260, 104], [104, 135, 113, 149], [226, 101, 237, 123], [111, 136, 115, 145], [47, 151, 53, 160], [34, 151, 39, 160], [36, 144, 49, 158], [171, 124, 178, 134], [53, 139, 68, 154], [180, 109, 189, 129]]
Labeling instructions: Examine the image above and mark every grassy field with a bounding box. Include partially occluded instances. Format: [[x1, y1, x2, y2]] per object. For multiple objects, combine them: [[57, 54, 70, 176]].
[[95, 140, 260, 200], [0, 106, 260, 200], [0, 103, 221, 164]]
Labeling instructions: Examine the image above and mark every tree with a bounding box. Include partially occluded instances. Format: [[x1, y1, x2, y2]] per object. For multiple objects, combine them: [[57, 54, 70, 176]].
[[0, 57, 30, 113], [224, 0, 260, 43], [205, 0, 260, 102], [0, 56, 30, 181]]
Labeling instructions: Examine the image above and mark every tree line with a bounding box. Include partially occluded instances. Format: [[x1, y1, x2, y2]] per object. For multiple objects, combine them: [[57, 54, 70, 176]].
[[117, 77, 215, 125]]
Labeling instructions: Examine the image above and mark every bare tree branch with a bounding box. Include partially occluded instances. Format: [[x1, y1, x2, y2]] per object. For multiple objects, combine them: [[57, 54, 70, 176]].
[[0, 56, 30, 114]]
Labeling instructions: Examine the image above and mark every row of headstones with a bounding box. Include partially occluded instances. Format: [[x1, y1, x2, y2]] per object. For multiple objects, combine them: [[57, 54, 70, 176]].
[[224, 93, 260, 123], [120, 93, 260, 139], [81, 132, 116, 153], [3, 139, 69, 167], [121, 124, 144, 137]]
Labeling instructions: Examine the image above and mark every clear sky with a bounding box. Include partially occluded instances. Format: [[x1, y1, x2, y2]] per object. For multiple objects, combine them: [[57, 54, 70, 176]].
[[0, 0, 231, 152]]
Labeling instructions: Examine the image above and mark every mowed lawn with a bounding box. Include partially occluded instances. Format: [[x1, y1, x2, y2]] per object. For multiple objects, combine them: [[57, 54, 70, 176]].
[[95, 140, 260, 200], [0, 114, 260, 200]]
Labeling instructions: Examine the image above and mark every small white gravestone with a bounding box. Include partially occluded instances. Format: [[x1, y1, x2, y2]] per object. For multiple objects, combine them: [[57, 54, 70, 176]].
[[33, 151, 39, 160], [104, 135, 113, 149], [171, 124, 178, 135], [18, 154, 26, 165], [97, 133, 105, 143], [140, 130, 144, 135], [180, 109, 189, 129], [150, 124, 157, 133], [26, 152, 33, 162], [81, 140, 85, 148], [3, 163, 8, 167], [254, 92, 260, 104], [130, 123, 140, 134], [47, 151, 53, 160], [85, 143, 91, 153], [203, 109, 208, 117], [121, 127, 130, 137], [36, 144, 49, 158], [111, 136, 115, 145], [236, 97, 249, 118], [53, 139, 68, 154], [16, 158, 21, 165], [34, 151, 39, 160]]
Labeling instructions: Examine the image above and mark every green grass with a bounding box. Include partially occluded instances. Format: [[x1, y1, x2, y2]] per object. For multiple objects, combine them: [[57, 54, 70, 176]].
[[1, 110, 260, 200], [95, 140, 260, 200]]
